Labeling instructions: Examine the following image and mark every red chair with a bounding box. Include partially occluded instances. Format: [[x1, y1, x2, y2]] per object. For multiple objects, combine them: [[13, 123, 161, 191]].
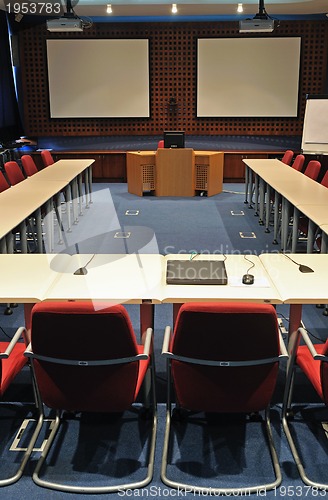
[[157, 140, 164, 148], [0, 171, 10, 192], [303, 160, 321, 181], [21, 154, 38, 177], [291, 154, 305, 171], [320, 170, 328, 188], [40, 150, 54, 167], [4, 161, 25, 185], [25, 301, 157, 493], [161, 302, 288, 495], [0, 326, 31, 485], [281, 150, 294, 165], [283, 327, 328, 489]]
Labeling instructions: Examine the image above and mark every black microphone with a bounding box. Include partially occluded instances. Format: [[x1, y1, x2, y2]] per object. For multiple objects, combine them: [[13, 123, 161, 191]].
[[282, 252, 314, 273], [73, 244, 95, 275], [74, 266, 88, 275]]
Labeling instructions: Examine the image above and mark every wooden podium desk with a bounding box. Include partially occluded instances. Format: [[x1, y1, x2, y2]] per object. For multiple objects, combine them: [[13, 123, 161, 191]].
[[127, 150, 223, 197]]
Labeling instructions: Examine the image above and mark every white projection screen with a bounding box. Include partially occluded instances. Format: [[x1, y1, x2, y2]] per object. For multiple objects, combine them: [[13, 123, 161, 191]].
[[46, 39, 150, 118], [197, 37, 301, 117]]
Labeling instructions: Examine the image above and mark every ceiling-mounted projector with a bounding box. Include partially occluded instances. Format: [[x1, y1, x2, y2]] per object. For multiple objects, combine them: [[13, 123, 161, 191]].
[[46, 17, 83, 32], [239, 0, 275, 33], [239, 19, 274, 33]]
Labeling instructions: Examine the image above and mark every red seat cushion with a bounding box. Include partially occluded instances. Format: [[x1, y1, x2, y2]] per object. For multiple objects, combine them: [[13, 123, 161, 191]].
[[0, 342, 27, 397], [297, 340, 328, 403]]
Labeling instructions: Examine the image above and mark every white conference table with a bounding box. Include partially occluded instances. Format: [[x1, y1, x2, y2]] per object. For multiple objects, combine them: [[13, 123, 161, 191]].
[[243, 159, 328, 252], [291, 204, 328, 253], [2, 252, 328, 345], [0, 158, 94, 253], [259, 252, 328, 347], [0, 178, 66, 253]]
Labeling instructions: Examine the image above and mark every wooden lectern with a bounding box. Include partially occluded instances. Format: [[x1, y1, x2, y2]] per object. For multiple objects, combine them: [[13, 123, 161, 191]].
[[155, 148, 195, 197], [126, 150, 223, 197]]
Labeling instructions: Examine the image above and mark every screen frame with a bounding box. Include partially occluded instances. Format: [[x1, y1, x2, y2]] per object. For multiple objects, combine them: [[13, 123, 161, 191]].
[[163, 131, 185, 149]]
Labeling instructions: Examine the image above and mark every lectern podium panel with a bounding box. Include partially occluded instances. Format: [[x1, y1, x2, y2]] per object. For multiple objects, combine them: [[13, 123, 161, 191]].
[[126, 150, 223, 197], [155, 148, 195, 197]]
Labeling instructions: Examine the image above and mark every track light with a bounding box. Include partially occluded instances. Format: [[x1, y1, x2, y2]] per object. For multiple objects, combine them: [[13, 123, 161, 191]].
[[106, 4, 112, 14], [171, 3, 178, 14], [237, 3, 243, 13]]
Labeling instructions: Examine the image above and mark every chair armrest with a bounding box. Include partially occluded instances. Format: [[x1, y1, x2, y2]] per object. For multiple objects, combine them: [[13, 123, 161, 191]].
[[0, 327, 27, 359], [142, 327, 153, 357], [298, 327, 328, 361], [161, 326, 172, 357], [24, 343, 33, 358], [278, 331, 289, 359]]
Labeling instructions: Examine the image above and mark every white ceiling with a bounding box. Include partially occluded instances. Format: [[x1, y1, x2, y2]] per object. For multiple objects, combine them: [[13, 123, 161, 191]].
[[1, 0, 327, 20]]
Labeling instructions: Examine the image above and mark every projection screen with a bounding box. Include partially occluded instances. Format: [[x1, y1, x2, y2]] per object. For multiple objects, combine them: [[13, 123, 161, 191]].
[[46, 39, 150, 118], [197, 37, 301, 117]]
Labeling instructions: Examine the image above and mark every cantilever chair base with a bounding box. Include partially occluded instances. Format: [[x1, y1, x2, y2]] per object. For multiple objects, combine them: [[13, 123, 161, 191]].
[[32, 403, 157, 494], [161, 395, 282, 495], [282, 327, 328, 490]]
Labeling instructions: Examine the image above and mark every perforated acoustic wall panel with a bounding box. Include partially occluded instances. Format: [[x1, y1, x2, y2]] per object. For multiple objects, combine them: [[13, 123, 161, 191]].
[[19, 20, 328, 137]]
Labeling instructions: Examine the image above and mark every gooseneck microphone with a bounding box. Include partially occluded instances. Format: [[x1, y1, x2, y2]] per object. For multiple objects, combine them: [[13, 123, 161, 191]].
[[282, 252, 314, 273]]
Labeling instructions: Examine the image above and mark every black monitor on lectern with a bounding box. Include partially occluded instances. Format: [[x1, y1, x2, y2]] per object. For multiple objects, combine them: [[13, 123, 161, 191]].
[[163, 130, 185, 149]]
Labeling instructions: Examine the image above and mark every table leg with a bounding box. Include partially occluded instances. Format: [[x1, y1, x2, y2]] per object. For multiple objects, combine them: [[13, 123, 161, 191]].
[[265, 184, 271, 233], [273, 191, 280, 245], [258, 177, 265, 225], [140, 302, 155, 335], [306, 220, 316, 253], [244, 165, 249, 204], [291, 207, 299, 253]]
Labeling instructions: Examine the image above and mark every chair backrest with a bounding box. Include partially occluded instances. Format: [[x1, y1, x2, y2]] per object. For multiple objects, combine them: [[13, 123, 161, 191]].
[[291, 154, 305, 172], [170, 302, 280, 413], [321, 339, 328, 402], [157, 140, 164, 149], [40, 149, 54, 167], [304, 160, 321, 181], [4, 161, 25, 186], [281, 150, 294, 165], [30, 301, 142, 413], [320, 170, 328, 188], [21, 154, 38, 177], [0, 170, 10, 192]]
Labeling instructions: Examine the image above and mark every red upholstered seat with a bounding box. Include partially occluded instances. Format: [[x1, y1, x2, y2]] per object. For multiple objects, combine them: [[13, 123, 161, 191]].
[[40, 149, 54, 167], [0, 171, 10, 192], [0, 328, 30, 486], [303, 159, 321, 180], [281, 149, 294, 165], [21, 154, 38, 177], [291, 154, 305, 171], [296, 341, 328, 401], [283, 328, 328, 488], [170, 302, 279, 413], [161, 301, 287, 495], [4, 160, 25, 185], [157, 139, 164, 148], [26, 300, 156, 493]]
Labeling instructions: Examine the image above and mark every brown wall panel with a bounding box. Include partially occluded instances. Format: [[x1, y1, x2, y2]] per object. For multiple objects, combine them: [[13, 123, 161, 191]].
[[18, 20, 328, 137]]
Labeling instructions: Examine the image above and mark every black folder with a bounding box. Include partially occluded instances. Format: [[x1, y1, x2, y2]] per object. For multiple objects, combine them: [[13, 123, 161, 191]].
[[166, 260, 228, 285]]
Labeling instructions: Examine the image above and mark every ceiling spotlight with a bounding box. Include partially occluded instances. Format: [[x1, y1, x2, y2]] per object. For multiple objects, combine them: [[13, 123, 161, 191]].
[[106, 4, 112, 14], [171, 3, 178, 14], [237, 3, 243, 13]]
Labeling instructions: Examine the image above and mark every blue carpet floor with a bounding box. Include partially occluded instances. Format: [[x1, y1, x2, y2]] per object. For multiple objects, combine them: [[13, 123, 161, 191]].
[[0, 182, 327, 498]]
